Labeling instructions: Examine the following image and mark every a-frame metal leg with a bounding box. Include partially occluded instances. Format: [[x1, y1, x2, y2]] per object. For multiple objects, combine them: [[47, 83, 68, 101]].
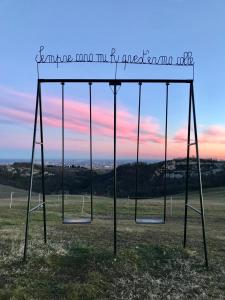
[[23, 81, 47, 261], [183, 82, 208, 268], [183, 84, 192, 248], [39, 83, 47, 244], [191, 82, 208, 267], [89, 82, 93, 221], [163, 83, 169, 223], [23, 83, 39, 261]]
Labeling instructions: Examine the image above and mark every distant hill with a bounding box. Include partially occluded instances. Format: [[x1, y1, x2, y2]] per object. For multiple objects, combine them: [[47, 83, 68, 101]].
[[0, 158, 225, 197]]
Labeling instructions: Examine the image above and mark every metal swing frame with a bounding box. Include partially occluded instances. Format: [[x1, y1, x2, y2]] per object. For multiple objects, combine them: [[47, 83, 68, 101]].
[[23, 78, 208, 268], [133, 82, 169, 224]]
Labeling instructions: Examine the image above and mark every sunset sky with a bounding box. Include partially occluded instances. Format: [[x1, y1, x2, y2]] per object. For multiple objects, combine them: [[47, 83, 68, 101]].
[[0, 0, 225, 160]]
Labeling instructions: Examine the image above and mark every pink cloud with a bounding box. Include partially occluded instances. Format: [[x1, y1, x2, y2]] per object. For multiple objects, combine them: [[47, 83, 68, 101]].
[[199, 125, 225, 144], [0, 89, 164, 158], [44, 95, 165, 144], [172, 125, 225, 159], [0, 107, 34, 124], [0, 85, 34, 100], [0, 84, 164, 147], [173, 125, 225, 145], [3, 85, 225, 159], [173, 127, 187, 143]]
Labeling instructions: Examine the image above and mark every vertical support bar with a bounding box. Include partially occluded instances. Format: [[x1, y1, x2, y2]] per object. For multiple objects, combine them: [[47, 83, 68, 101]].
[[135, 82, 142, 221], [113, 84, 117, 255], [89, 82, 93, 221], [164, 83, 169, 223], [61, 82, 65, 222], [23, 82, 39, 261], [191, 82, 208, 268], [39, 82, 47, 244], [183, 83, 192, 248]]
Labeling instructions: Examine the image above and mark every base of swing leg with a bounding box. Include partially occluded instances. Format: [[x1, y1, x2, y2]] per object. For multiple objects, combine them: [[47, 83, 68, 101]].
[[136, 217, 165, 224]]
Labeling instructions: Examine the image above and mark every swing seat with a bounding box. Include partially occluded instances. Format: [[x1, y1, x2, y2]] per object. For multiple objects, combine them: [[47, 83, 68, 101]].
[[63, 217, 91, 224], [135, 217, 164, 224]]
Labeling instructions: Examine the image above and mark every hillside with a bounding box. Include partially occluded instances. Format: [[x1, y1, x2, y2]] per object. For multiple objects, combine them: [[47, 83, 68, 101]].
[[0, 158, 225, 197]]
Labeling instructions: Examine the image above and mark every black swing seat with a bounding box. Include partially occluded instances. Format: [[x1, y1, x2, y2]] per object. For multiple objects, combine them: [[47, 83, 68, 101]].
[[63, 217, 92, 224], [136, 217, 165, 224]]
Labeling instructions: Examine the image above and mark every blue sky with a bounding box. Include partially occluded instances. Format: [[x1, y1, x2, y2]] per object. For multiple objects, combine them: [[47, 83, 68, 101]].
[[0, 0, 225, 160]]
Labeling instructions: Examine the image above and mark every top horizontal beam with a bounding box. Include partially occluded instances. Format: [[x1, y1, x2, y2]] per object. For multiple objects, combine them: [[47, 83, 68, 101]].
[[38, 79, 193, 84]]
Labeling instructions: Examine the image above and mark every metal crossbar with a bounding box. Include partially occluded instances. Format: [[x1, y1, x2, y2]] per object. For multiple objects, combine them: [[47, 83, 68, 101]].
[[29, 202, 44, 213], [186, 204, 201, 215], [39, 79, 193, 83]]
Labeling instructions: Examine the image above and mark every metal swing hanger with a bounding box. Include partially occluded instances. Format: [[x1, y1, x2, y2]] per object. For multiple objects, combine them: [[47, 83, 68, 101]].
[[61, 82, 93, 225], [133, 82, 169, 225]]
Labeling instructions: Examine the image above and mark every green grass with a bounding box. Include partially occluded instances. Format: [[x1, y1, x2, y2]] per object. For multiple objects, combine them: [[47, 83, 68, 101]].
[[0, 184, 225, 299]]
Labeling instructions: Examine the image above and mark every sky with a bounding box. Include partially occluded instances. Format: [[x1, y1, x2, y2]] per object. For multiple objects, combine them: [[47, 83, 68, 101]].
[[0, 0, 225, 161]]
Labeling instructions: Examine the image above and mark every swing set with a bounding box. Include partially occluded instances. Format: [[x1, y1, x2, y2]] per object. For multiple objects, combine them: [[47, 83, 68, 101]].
[[23, 78, 208, 268]]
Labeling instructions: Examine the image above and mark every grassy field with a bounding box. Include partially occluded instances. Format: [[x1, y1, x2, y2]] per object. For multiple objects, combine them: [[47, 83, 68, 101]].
[[0, 184, 225, 299]]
